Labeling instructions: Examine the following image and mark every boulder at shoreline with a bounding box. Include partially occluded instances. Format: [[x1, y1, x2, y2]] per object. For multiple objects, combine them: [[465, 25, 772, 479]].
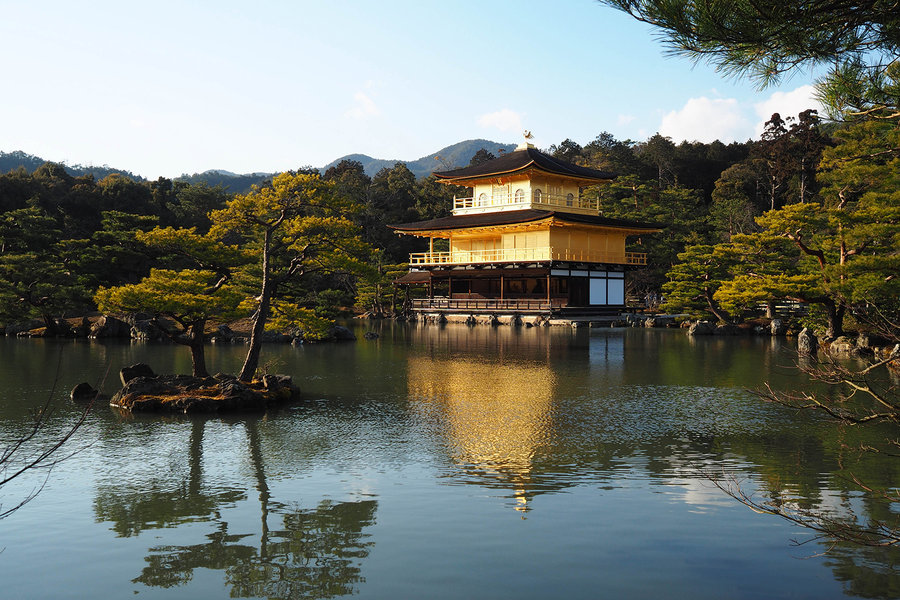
[[70, 382, 101, 403]]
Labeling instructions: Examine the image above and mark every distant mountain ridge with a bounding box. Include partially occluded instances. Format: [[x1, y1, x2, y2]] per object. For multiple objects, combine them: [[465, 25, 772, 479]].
[[0, 139, 516, 193], [175, 169, 275, 192], [0, 150, 144, 181], [323, 139, 517, 178]]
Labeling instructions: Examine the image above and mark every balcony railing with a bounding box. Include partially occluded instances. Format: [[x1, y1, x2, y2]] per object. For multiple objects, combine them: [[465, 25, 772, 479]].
[[408, 247, 647, 266], [411, 298, 564, 312], [453, 192, 598, 213]]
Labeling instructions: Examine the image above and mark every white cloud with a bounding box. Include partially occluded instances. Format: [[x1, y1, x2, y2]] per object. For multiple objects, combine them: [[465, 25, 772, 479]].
[[753, 85, 823, 136], [345, 92, 380, 119], [658, 96, 752, 143], [617, 114, 636, 126], [477, 108, 524, 133]]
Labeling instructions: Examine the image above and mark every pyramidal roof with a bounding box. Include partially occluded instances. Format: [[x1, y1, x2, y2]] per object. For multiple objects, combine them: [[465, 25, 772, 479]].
[[433, 145, 616, 183]]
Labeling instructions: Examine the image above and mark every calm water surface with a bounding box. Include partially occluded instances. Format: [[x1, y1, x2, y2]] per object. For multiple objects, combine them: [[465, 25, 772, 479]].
[[1, 324, 898, 599]]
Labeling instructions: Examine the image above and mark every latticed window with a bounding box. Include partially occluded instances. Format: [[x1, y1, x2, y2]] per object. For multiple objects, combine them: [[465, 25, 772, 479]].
[[533, 188, 543, 202], [515, 188, 525, 202]]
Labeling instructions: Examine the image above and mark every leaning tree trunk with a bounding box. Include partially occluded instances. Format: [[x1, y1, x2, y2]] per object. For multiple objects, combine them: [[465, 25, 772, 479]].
[[704, 286, 733, 325], [239, 290, 272, 382], [239, 230, 273, 382]]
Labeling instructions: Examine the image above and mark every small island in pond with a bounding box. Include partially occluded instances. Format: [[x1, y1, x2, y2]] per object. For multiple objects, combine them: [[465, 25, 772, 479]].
[[73, 362, 301, 414]]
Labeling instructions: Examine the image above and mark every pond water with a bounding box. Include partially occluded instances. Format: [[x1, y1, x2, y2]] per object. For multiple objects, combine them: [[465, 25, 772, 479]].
[[1, 323, 898, 599]]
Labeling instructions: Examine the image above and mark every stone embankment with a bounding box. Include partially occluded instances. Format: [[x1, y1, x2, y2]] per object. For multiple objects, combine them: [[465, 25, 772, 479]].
[[397, 312, 682, 329], [3, 315, 357, 344], [686, 317, 898, 364]]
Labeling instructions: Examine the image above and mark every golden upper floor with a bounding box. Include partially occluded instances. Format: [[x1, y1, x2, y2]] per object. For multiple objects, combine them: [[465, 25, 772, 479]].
[[433, 143, 615, 217]]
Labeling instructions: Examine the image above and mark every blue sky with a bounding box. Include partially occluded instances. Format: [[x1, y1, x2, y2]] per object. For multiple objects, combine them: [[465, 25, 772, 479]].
[[1, 0, 821, 179]]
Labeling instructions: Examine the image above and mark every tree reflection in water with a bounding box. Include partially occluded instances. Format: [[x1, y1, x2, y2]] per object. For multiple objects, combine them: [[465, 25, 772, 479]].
[[94, 418, 377, 599], [134, 498, 377, 598]]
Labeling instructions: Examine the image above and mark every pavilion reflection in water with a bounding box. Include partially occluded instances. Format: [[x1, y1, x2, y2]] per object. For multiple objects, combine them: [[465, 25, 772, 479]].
[[407, 352, 559, 514]]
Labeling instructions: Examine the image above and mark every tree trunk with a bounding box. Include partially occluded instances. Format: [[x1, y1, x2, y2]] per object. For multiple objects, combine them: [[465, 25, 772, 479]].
[[824, 300, 845, 339], [246, 420, 271, 558], [188, 319, 209, 378], [40, 312, 60, 336], [239, 230, 273, 382], [704, 286, 733, 324], [769, 176, 776, 211], [161, 318, 209, 377], [799, 157, 807, 203], [765, 300, 776, 319]]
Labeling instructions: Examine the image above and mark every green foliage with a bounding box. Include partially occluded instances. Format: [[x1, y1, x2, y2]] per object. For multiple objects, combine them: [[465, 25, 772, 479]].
[[0, 251, 90, 328], [309, 289, 346, 320], [599, 175, 709, 285], [0, 151, 142, 181], [175, 171, 272, 195], [753, 110, 830, 210], [599, 1, 900, 121], [712, 233, 808, 316], [0, 122, 891, 341], [709, 174, 758, 239], [97, 269, 239, 378], [355, 254, 408, 316], [817, 120, 900, 312], [415, 176, 458, 220], [137, 226, 251, 274], [0, 207, 58, 253], [61, 211, 160, 290], [266, 300, 333, 341], [0, 207, 92, 327], [468, 148, 497, 166], [95, 268, 244, 324], [581, 132, 644, 175], [548, 139, 582, 163], [210, 171, 372, 380], [662, 119, 898, 335], [661, 244, 738, 321], [323, 160, 460, 263], [165, 181, 231, 232]]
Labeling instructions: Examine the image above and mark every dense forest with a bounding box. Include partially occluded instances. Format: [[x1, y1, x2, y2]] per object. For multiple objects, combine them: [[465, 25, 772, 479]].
[[0, 156, 456, 336], [0, 110, 897, 344]]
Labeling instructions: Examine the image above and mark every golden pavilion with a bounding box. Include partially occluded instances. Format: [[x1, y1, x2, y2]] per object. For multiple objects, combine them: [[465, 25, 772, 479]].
[[391, 140, 662, 316]]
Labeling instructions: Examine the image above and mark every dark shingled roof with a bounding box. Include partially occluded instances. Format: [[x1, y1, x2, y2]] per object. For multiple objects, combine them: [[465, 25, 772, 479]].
[[390, 209, 664, 233], [393, 270, 432, 284], [433, 147, 616, 182]]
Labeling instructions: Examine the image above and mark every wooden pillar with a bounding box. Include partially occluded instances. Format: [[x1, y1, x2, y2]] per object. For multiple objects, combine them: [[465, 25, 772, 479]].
[[547, 272, 551, 306], [500, 275, 504, 300]]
